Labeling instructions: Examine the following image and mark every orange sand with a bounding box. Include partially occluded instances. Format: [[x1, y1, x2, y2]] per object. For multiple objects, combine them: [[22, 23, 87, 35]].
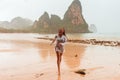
[[0, 34, 120, 80]]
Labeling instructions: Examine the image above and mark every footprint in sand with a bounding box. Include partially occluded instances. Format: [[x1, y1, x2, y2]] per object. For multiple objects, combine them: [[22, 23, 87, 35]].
[[35, 73, 44, 78]]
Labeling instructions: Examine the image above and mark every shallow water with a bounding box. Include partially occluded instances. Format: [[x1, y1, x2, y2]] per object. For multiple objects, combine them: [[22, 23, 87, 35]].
[[0, 33, 120, 80]]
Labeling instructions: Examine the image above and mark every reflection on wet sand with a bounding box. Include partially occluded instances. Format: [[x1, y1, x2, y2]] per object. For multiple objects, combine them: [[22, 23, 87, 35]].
[[37, 47, 49, 61], [34, 42, 56, 61], [57, 75, 61, 80], [64, 44, 86, 69]]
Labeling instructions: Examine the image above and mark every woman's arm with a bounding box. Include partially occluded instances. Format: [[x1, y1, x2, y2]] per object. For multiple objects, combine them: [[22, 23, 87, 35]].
[[50, 36, 57, 45]]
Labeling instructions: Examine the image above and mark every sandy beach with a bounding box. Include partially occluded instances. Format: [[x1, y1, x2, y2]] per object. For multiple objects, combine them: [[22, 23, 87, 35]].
[[0, 33, 120, 80]]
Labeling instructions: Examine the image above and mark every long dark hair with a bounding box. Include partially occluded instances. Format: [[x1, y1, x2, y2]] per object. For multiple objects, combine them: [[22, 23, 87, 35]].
[[62, 28, 66, 36], [62, 28, 68, 40]]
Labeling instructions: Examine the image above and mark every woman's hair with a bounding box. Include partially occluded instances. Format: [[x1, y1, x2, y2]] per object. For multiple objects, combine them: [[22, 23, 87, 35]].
[[62, 28, 66, 36], [62, 28, 68, 40]]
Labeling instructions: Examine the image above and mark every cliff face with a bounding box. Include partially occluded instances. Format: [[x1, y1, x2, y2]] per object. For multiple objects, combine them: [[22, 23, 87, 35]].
[[33, 0, 90, 33], [38, 12, 50, 28], [64, 0, 84, 25], [50, 15, 61, 26], [33, 12, 61, 33]]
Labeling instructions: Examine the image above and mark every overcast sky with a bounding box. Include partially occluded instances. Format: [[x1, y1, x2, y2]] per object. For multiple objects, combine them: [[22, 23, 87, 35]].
[[0, 0, 120, 33]]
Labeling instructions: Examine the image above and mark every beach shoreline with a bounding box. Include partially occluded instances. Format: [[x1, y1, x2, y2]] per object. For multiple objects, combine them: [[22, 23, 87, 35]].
[[36, 37, 120, 47], [0, 34, 120, 80]]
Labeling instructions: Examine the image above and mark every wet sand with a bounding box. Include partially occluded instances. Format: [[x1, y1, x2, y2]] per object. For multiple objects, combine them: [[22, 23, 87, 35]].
[[0, 34, 120, 80]]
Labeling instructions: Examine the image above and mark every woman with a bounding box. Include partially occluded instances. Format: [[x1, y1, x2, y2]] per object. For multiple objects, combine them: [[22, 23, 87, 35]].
[[50, 29, 67, 75]]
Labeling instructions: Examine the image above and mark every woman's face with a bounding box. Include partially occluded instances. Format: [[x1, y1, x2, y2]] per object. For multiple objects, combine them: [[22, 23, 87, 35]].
[[58, 29, 63, 36]]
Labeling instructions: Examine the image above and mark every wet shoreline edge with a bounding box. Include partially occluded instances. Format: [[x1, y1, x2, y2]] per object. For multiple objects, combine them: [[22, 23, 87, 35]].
[[36, 37, 120, 47]]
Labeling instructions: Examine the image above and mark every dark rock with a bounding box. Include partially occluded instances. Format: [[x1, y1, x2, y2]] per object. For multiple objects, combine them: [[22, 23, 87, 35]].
[[75, 54, 78, 57], [75, 69, 86, 75]]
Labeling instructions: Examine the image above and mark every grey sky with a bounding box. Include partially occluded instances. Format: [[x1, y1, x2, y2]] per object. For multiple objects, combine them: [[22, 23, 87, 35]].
[[0, 0, 120, 33]]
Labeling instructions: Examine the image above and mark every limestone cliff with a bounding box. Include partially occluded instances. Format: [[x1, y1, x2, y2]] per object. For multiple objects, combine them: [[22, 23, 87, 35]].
[[64, 0, 84, 25], [38, 12, 50, 28], [33, 0, 90, 33]]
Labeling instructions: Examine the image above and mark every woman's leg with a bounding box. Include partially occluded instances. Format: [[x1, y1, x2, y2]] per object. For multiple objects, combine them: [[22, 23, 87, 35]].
[[58, 53, 63, 75], [59, 47, 63, 64], [59, 53, 63, 64], [56, 52, 60, 75]]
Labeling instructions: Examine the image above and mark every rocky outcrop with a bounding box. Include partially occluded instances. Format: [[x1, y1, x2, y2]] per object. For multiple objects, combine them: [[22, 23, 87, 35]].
[[0, 17, 33, 29], [10, 17, 33, 29], [0, 0, 90, 33], [33, 0, 90, 33], [33, 12, 62, 33], [50, 15, 61, 26], [64, 0, 84, 25], [38, 12, 50, 28], [62, 0, 89, 33], [36, 37, 120, 47]]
